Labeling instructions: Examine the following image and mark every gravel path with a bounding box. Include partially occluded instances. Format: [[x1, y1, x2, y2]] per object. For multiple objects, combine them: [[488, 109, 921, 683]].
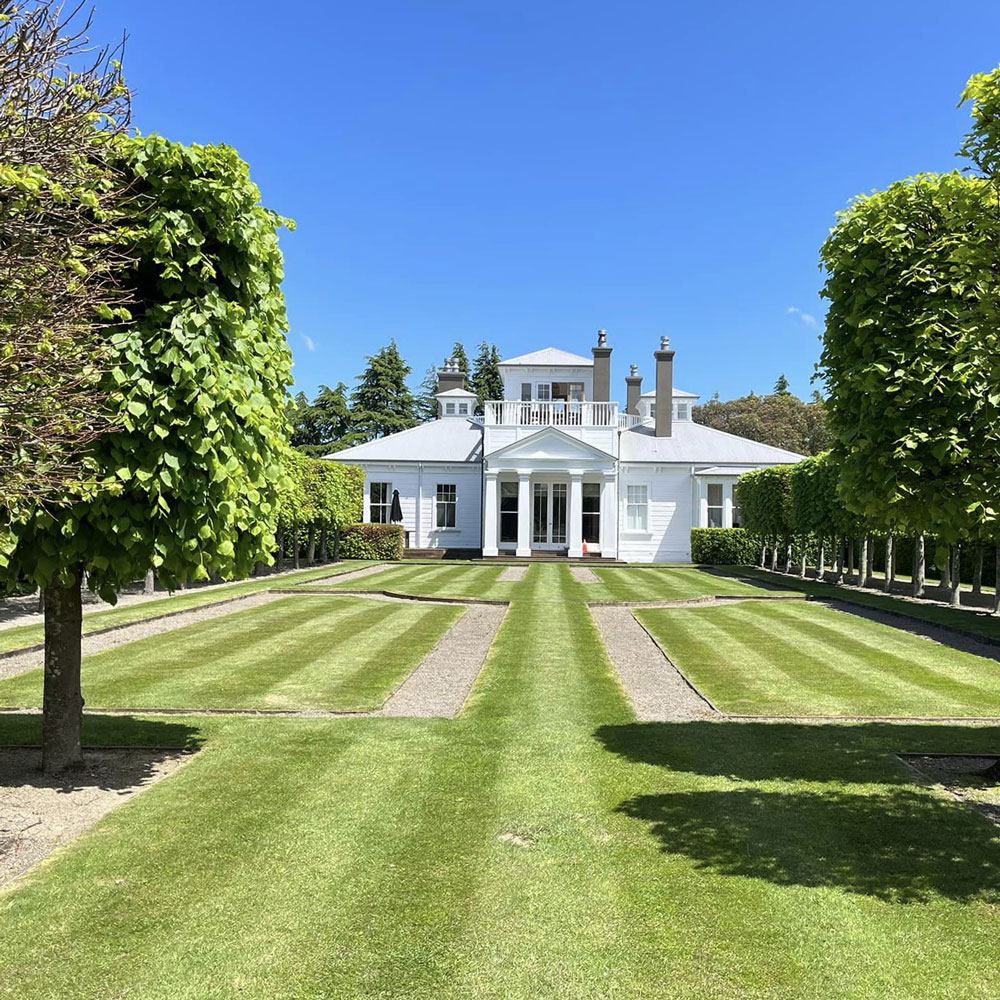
[[0, 748, 192, 889], [498, 566, 528, 582], [379, 604, 507, 718], [590, 605, 717, 721], [0, 593, 281, 680], [570, 566, 601, 583], [822, 600, 1000, 662]]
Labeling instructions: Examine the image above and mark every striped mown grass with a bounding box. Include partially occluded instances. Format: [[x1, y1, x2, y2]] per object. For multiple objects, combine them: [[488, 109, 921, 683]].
[[317, 562, 521, 601], [3, 566, 1000, 999], [587, 565, 792, 603], [0, 561, 372, 657], [0, 596, 461, 712], [637, 599, 1000, 717]]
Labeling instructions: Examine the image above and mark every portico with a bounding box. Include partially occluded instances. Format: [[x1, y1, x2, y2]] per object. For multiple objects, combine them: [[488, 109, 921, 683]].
[[482, 427, 617, 559]]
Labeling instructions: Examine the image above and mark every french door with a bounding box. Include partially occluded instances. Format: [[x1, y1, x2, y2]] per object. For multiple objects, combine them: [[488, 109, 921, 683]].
[[532, 482, 567, 549]]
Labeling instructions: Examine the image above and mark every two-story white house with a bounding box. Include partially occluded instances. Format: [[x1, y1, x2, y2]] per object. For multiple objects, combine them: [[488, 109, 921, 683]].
[[326, 333, 803, 562]]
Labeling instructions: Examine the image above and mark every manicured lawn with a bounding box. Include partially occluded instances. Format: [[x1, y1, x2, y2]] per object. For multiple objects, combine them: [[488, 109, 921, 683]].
[[2, 566, 1000, 998], [0, 561, 371, 656], [714, 566, 1000, 642], [0, 596, 461, 712], [638, 600, 1000, 717], [587, 565, 792, 602], [314, 562, 520, 601]]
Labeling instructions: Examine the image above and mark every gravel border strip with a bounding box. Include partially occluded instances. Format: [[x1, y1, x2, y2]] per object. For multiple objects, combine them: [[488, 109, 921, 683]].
[[570, 566, 601, 583], [378, 604, 508, 718], [590, 605, 717, 721], [0, 593, 281, 681], [498, 566, 528, 582]]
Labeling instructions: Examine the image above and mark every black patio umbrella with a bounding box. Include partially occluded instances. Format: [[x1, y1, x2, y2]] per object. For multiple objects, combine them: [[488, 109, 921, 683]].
[[389, 489, 404, 524]]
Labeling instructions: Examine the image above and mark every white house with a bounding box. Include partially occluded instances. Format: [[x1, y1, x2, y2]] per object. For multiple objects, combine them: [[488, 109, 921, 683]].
[[327, 333, 803, 562]]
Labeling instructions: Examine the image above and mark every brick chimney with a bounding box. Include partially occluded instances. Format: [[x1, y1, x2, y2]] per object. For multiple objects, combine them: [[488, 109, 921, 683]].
[[654, 336, 674, 437], [625, 364, 643, 415], [436, 358, 466, 394], [591, 329, 611, 402]]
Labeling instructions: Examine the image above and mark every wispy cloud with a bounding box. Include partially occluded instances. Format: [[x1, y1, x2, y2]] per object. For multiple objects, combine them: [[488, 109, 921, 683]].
[[301, 334, 317, 352], [786, 306, 817, 328]]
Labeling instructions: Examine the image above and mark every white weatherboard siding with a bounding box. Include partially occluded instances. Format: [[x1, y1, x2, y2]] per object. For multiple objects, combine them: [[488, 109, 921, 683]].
[[617, 465, 694, 563], [358, 463, 482, 549]]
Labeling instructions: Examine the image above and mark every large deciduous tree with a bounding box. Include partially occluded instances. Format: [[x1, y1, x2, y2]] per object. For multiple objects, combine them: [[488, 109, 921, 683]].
[[0, 136, 294, 772], [0, 1, 130, 508], [693, 391, 828, 455]]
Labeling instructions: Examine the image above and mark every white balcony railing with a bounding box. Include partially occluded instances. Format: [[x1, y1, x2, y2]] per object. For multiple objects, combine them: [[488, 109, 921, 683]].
[[484, 400, 619, 427], [617, 412, 653, 430]]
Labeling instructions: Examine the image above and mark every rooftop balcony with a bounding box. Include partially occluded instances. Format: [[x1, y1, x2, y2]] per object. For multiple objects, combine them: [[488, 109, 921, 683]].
[[483, 400, 652, 430]]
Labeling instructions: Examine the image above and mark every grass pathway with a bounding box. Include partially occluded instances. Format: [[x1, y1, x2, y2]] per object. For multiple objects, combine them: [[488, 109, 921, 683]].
[[2, 566, 1000, 997]]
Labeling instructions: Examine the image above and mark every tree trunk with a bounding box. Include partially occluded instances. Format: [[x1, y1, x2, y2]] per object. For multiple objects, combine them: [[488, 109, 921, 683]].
[[42, 570, 84, 774], [799, 547, 807, 578], [865, 536, 875, 588], [759, 543, 766, 569], [770, 541, 778, 572], [940, 548, 951, 591], [333, 532, 341, 564], [994, 545, 1000, 615], [293, 523, 300, 570], [143, 570, 155, 595], [973, 545, 983, 596], [276, 526, 285, 573], [307, 525, 316, 565], [817, 539, 825, 582], [36, 587, 44, 614], [949, 544, 962, 608], [858, 535, 869, 588], [785, 539, 793, 574], [835, 537, 845, 585], [320, 526, 328, 563], [883, 535, 894, 593], [913, 535, 925, 598]]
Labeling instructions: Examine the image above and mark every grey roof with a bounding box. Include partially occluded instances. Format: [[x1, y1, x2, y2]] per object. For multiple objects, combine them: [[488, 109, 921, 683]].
[[324, 419, 483, 464], [619, 421, 804, 464], [435, 387, 479, 398], [499, 347, 593, 367], [693, 466, 760, 476], [640, 387, 699, 399]]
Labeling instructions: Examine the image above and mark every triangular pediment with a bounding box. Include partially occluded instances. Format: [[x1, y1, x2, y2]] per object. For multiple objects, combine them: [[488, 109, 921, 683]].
[[486, 426, 613, 462]]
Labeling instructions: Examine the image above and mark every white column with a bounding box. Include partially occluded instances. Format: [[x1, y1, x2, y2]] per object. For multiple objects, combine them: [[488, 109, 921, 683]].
[[483, 471, 499, 557], [516, 473, 532, 558], [723, 483, 734, 529], [698, 482, 708, 529], [568, 473, 584, 558], [601, 473, 618, 559]]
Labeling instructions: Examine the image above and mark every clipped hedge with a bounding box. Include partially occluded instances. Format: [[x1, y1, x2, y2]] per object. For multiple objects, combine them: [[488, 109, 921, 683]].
[[691, 528, 762, 566], [339, 523, 404, 561]]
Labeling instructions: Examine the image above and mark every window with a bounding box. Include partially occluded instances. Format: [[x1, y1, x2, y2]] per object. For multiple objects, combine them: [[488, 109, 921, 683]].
[[649, 404, 656, 419], [445, 402, 456, 414], [626, 484, 648, 532], [458, 402, 469, 415], [675, 403, 688, 421], [582, 483, 601, 544], [370, 481, 391, 524], [499, 481, 518, 544], [732, 487, 741, 528], [707, 483, 724, 528], [536, 383, 551, 401], [435, 483, 457, 528], [521, 383, 532, 401]]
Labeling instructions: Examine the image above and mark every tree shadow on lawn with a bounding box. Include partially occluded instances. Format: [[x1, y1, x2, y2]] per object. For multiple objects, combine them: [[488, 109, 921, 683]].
[[596, 722, 1000, 903]]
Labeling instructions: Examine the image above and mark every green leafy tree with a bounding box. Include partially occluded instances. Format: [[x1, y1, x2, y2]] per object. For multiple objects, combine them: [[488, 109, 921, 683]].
[[773, 373, 791, 395], [693, 392, 827, 455], [291, 382, 351, 455], [0, 136, 294, 772], [350, 341, 418, 440], [470, 342, 504, 408]]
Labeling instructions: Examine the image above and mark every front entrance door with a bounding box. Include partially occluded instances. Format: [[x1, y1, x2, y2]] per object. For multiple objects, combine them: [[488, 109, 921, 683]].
[[532, 482, 567, 549]]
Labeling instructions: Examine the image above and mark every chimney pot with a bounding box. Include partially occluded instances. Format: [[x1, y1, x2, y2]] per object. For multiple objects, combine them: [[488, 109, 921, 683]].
[[654, 338, 675, 437], [597, 329, 607, 347], [591, 330, 612, 401]]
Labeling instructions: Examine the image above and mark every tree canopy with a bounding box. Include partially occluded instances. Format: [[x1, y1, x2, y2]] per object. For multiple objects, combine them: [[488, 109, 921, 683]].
[[693, 391, 828, 456], [349, 341, 418, 440], [470, 342, 504, 407]]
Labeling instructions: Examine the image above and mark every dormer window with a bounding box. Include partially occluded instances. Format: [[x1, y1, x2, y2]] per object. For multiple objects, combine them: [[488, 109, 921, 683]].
[[458, 403, 469, 415], [675, 403, 688, 421], [446, 402, 456, 415]]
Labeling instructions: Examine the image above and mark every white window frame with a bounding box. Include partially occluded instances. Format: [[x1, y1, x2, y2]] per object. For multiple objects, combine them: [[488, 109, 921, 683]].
[[445, 401, 456, 415], [369, 481, 392, 524], [435, 483, 457, 529], [706, 482, 724, 528], [624, 483, 649, 533], [535, 382, 551, 401], [674, 402, 689, 421], [458, 402, 469, 415]]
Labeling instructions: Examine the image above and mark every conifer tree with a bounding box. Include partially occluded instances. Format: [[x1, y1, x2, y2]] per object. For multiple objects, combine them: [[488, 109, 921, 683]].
[[350, 341, 418, 439], [451, 342, 470, 379], [470, 342, 505, 409], [773, 373, 791, 395]]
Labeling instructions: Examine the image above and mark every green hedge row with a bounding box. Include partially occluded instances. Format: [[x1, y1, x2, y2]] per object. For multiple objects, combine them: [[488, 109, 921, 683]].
[[339, 523, 404, 561], [690, 528, 762, 565]]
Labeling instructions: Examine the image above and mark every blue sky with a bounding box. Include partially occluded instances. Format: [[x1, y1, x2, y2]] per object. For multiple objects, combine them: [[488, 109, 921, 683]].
[[93, 0, 1000, 403]]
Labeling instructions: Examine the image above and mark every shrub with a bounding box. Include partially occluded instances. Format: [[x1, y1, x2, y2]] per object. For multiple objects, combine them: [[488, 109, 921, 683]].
[[339, 523, 404, 561], [691, 528, 762, 565]]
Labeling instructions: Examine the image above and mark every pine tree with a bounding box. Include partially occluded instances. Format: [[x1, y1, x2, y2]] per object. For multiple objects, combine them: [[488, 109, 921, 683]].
[[350, 342, 418, 439], [470, 342, 505, 409], [291, 383, 352, 454], [415, 364, 441, 422], [451, 342, 470, 379], [773, 373, 791, 396]]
